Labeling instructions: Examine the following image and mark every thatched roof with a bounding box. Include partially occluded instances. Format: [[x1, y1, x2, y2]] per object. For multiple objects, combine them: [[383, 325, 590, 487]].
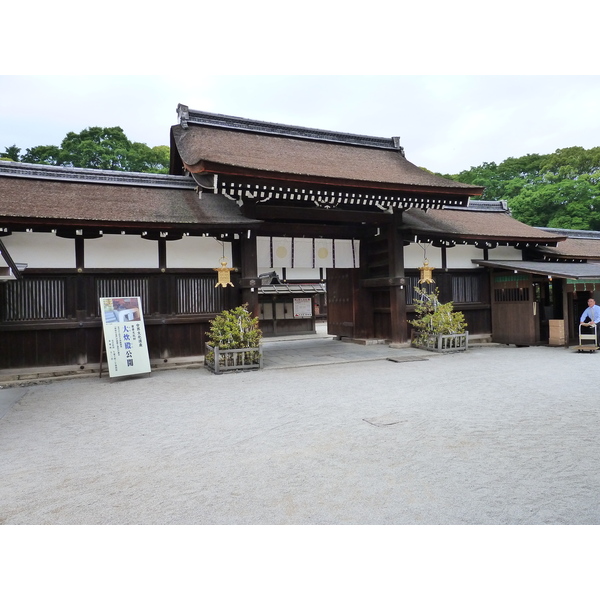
[[0, 162, 260, 231], [403, 205, 565, 244], [170, 109, 484, 197]]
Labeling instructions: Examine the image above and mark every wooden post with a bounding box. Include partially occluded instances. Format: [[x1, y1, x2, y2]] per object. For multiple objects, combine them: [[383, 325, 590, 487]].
[[562, 281, 570, 348], [240, 231, 259, 317], [99, 328, 105, 378], [388, 211, 407, 344], [354, 242, 373, 339]]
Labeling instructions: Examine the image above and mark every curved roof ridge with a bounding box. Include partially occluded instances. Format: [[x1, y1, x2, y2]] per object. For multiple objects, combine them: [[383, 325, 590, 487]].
[[177, 104, 402, 151], [0, 161, 196, 190]]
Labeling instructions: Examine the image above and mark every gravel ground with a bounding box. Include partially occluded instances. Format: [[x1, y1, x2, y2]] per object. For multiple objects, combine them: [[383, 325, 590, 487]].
[[1, 344, 598, 525]]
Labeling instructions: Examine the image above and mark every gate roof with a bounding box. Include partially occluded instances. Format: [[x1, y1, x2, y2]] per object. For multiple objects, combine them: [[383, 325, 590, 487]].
[[171, 106, 484, 206]]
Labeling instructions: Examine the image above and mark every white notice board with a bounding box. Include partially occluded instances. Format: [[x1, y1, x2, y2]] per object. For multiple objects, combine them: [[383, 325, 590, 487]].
[[293, 297, 313, 318], [100, 297, 151, 378]]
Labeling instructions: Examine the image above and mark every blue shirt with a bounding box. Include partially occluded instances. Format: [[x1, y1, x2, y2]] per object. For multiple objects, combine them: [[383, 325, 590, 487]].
[[580, 304, 600, 324]]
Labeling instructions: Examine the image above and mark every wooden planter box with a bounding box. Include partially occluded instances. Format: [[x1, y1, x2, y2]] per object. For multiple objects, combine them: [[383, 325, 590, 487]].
[[204, 343, 263, 374], [414, 332, 469, 353]]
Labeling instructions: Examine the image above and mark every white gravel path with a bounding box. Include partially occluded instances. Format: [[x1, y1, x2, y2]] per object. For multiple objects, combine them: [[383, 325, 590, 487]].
[[1, 344, 598, 524]]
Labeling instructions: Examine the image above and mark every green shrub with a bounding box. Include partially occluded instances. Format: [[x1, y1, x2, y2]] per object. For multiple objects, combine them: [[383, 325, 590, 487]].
[[207, 304, 262, 349], [206, 305, 263, 368], [409, 287, 466, 346]]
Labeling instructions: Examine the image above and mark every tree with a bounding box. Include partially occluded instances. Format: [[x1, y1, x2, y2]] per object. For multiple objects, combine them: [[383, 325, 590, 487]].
[[127, 143, 169, 174], [21, 145, 63, 165], [448, 146, 600, 230], [1, 145, 22, 161], [60, 126, 132, 170], [3, 127, 169, 174]]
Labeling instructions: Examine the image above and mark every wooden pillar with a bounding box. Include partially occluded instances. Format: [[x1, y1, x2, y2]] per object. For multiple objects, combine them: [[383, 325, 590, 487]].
[[73, 236, 88, 365], [158, 238, 167, 271], [239, 231, 259, 317], [75, 236, 84, 272], [354, 240, 374, 339], [388, 211, 407, 344], [562, 281, 570, 348]]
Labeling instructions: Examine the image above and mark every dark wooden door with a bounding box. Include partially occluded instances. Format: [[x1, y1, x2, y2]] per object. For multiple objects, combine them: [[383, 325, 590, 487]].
[[491, 273, 539, 345], [326, 268, 357, 338]]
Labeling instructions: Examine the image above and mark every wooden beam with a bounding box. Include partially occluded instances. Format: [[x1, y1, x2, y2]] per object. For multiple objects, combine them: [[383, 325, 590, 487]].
[[255, 221, 374, 240], [191, 162, 484, 197], [360, 277, 406, 288], [0, 237, 23, 280], [243, 203, 394, 225]]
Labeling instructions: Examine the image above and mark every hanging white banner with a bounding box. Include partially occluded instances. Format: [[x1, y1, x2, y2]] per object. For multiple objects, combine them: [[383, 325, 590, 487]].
[[352, 240, 360, 268], [272, 237, 293, 267], [292, 237, 314, 268], [315, 239, 333, 268], [334, 239, 355, 268], [257, 236, 272, 269], [100, 297, 151, 378]]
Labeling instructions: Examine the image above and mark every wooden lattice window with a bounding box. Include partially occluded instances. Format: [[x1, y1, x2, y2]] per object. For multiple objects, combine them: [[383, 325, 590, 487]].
[[176, 275, 226, 314], [95, 277, 150, 314], [452, 274, 482, 303], [494, 288, 530, 302], [1, 278, 66, 321]]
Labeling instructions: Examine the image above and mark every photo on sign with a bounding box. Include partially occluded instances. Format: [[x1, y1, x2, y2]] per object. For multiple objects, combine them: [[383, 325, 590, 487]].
[[100, 297, 142, 324]]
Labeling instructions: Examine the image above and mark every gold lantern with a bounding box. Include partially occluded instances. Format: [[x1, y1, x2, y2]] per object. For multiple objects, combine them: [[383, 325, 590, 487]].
[[214, 258, 236, 287], [418, 259, 435, 284]]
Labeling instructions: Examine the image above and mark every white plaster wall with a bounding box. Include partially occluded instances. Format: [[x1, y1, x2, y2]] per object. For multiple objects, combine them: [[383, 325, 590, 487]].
[[404, 243, 443, 269], [1, 232, 76, 268], [284, 268, 323, 281], [488, 245, 523, 260], [85, 235, 158, 269], [446, 244, 482, 269], [167, 236, 232, 269]]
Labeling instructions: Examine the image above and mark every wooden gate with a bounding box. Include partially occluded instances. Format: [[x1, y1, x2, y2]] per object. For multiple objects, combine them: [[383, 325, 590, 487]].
[[326, 268, 357, 338], [491, 272, 539, 345]]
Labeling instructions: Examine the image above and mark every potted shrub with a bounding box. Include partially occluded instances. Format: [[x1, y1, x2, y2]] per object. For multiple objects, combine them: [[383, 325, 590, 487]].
[[204, 304, 263, 373], [409, 287, 468, 352]]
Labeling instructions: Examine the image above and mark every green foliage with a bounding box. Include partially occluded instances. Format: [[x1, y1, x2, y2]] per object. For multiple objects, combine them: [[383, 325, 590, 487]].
[[21, 144, 63, 165], [127, 143, 170, 174], [409, 287, 467, 346], [60, 126, 130, 169], [206, 305, 262, 369], [207, 304, 262, 350], [4, 127, 169, 173], [1, 145, 22, 161], [448, 146, 600, 230]]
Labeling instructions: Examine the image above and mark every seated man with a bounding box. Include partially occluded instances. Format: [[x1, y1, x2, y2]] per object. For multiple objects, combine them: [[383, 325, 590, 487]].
[[580, 297, 600, 344]]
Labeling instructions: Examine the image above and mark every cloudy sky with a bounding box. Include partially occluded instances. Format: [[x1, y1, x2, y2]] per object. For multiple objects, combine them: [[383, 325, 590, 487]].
[[1, 74, 599, 175]]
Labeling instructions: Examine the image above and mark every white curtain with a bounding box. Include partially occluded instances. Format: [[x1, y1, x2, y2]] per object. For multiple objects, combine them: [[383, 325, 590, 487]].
[[314, 239, 333, 268], [272, 237, 292, 268], [293, 238, 314, 268]]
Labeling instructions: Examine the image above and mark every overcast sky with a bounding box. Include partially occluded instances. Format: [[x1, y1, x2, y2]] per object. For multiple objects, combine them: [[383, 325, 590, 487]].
[[1, 75, 599, 175]]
